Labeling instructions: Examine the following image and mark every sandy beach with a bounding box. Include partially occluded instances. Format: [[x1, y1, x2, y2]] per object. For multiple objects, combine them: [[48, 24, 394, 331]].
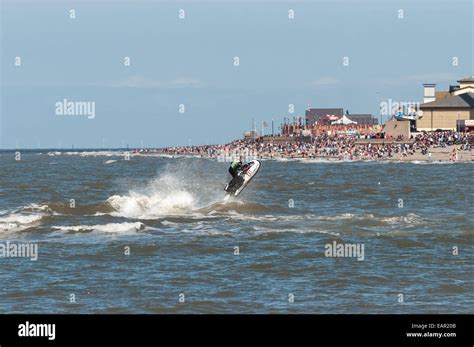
[[254, 145, 473, 163], [149, 137, 473, 163]]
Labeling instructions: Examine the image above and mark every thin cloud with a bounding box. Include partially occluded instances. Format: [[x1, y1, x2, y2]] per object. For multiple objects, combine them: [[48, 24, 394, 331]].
[[312, 77, 340, 86], [377, 73, 460, 87], [108, 76, 203, 89], [405, 73, 460, 83]]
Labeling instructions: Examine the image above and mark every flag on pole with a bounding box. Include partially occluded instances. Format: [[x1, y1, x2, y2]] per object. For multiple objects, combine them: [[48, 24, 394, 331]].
[[263, 121, 268, 127]]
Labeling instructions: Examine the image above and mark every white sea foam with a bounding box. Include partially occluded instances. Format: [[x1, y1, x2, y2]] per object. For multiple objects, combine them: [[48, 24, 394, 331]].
[[22, 203, 50, 212], [296, 158, 354, 164], [107, 191, 195, 218], [0, 214, 43, 225], [410, 160, 456, 165], [0, 203, 58, 232], [51, 222, 146, 234], [105, 160, 229, 218], [79, 151, 120, 157], [316, 213, 375, 221], [380, 213, 425, 226], [0, 213, 44, 232], [46, 151, 125, 157], [225, 211, 425, 230], [252, 225, 340, 236], [105, 166, 223, 218]]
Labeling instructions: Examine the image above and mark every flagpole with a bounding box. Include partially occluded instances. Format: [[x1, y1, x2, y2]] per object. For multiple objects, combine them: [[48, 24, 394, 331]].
[[261, 120, 264, 137], [272, 119, 274, 137], [251, 117, 254, 144]]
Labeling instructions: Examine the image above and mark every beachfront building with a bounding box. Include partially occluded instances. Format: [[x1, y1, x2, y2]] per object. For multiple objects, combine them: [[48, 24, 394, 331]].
[[417, 77, 474, 131], [305, 108, 344, 125], [346, 114, 379, 125], [305, 108, 378, 125], [450, 77, 474, 95]]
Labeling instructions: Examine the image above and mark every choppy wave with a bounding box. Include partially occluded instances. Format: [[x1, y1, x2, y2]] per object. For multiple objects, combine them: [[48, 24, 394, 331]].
[[316, 213, 375, 221], [0, 212, 45, 232], [46, 202, 114, 216], [380, 213, 426, 226], [0, 204, 51, 232], [198, 201, 283, 214], [251, 225, 341, 236]]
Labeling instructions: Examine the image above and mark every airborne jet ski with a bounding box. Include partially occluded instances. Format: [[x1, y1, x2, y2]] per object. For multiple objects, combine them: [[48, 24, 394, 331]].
[[224, 160, 261, 197]]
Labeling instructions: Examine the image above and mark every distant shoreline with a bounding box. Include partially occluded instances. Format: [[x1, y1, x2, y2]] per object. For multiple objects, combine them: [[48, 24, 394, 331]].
[[1, 144, 472, 163]]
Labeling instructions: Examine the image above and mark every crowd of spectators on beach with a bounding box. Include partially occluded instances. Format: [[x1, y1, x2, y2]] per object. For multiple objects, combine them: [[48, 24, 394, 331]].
[[138, 130, 472, 161], [412, 131, 471, 148]]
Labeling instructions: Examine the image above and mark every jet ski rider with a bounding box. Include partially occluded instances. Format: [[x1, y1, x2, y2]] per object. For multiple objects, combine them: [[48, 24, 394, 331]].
[[229, 157, 249, 178]]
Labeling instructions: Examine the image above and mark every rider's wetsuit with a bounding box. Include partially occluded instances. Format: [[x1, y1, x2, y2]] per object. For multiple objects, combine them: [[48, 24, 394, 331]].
[[229, 159, 242, 178]]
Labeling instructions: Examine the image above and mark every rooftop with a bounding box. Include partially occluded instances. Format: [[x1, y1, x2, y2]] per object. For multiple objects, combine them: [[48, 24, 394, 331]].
[[458, 76, 474, 83], [420, 93, 474, 108]]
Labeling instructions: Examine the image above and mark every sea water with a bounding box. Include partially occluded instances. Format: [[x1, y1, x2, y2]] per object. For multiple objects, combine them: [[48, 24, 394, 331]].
[[0, 151, 472, 313]]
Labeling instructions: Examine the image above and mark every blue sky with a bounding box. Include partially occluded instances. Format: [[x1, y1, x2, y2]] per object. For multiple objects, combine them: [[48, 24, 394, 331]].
[[1, 0, 472, 148]]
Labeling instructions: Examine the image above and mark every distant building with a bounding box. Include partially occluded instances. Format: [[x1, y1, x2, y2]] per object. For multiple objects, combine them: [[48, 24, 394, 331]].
[[450, 77, 474, 95], [243, 130, 258, 141], [305, 108, 377, 125], [346, 114, 378, 125], [422, 83, 437, 103], [305, 108, 343, 125], [383, 118, 411, 139], [417, 77, 474, 131]]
